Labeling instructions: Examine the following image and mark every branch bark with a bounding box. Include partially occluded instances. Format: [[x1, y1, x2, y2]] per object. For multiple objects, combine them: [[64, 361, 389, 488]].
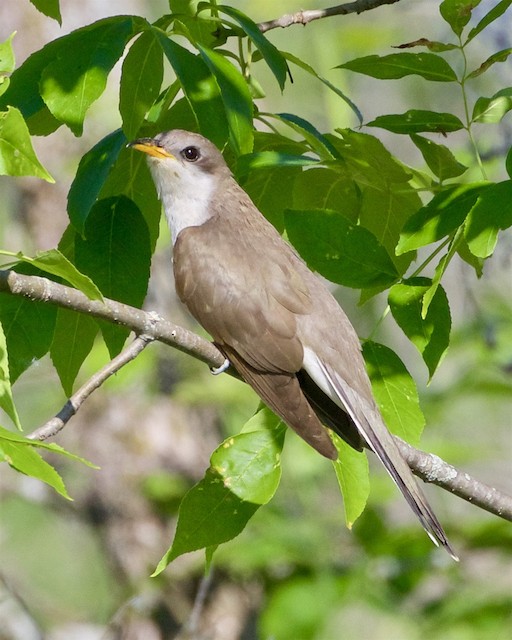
[[1, 268, 511, 523], [27, 334, 152, 441], [259, 0, 401, 33]]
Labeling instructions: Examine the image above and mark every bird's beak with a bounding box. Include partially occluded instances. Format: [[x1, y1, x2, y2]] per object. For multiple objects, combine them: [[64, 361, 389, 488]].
[[128, 138, 175, 160]]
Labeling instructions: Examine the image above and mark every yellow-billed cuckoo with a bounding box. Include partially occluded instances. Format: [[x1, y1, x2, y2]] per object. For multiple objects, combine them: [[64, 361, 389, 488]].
[[130, 130, 456, 558]]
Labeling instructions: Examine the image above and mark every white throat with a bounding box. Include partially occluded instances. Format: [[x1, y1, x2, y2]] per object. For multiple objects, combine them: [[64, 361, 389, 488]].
[[148, 158, 216, 245]]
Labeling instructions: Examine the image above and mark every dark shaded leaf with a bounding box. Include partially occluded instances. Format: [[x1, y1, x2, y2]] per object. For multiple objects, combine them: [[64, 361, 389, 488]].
[[74, 196, 151, 356], [29, 0, 62, 24], [68, 129, 126, 234], [0, 265, 57, 383]]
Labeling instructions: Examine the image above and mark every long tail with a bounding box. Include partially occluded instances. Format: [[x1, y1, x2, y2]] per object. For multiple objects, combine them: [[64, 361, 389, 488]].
[[313, 358, 458, 560]]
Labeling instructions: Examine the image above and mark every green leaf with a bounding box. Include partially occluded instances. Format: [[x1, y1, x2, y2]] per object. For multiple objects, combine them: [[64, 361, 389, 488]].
[[410, 134, 467, 180], [0, 107, 54, 181], [397, 183, 488, 254], [331, 436, 369, 528], [292, 168, 360, 223], [219, 5, 288, 90], [1, 438, 70, 498], [285, 209, 399, 289], [100, 146, 161, 250], [467, 0, 512, 42], [367, 110, 464, 134], [242, 166, 302, 231], [0, 321, 21, 430], [388, 278, 451, 378], [120, 30, 163, 139], [507, 145, 512, 179], [67, 129, 126, 234], [272, 112, 339, 159], [197, 44, 254, 154], [153, 408, 285, 572], [29, 0, 62, 24], [337, 52, 457, 82], [0, 249, 103, 301], [0, 425, 96, 497], [363, 341, 425, 446], [457, 236, 484, 276], [236, 151, 316, 176], [74, 196, 151, 356], [440, 0, 481, 36], [0, 266, 57, 383], [465, 180, 512, 258], [467, 48, 512, 79], [0, 33, 16, 75], [156, 32, 229, 148], [282, 50, 362, 125], [359, 184, 420, 274], [40, 16, 141, 135], [472, 89, 512, 123], [51, 309, 98, 396]]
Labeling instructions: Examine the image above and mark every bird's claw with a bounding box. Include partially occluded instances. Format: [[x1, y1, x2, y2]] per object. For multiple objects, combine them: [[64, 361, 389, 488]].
[[210, 358, 230, 375]]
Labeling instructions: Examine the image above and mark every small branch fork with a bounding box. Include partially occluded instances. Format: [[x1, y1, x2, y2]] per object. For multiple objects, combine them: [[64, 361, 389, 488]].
[[1, 268, 511, 523], [258, 0, 401, 33]]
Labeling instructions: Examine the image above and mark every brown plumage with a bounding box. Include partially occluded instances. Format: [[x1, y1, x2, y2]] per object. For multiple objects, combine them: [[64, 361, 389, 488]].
[[130, 130, 457, 559]]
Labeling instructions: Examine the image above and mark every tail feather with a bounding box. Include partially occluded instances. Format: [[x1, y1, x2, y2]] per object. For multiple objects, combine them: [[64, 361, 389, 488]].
[[313, 358, 458, 560]]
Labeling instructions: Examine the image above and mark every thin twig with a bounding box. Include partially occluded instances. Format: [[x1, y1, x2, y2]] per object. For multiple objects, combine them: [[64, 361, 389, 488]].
[[28, 335, 153, 441], [259, 0, 401, 33], [2, 268, 512, 523]]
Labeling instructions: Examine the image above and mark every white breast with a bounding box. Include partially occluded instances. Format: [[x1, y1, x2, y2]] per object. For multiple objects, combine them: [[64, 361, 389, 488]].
[[147, 157, 216, 245]]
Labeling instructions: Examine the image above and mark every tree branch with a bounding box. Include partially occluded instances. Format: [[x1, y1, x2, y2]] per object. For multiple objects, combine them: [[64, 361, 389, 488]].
[[258, 0, 402, 33], [1, 268, 511, 523], [27, 335, 153, 441], [397, 438, 512, 521], [0, 268, 226, 369]]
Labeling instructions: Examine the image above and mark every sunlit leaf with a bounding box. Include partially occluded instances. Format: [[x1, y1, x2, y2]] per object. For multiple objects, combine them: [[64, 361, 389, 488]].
[[0, 107, 54, 181], [332, 437, 369, 528], [388, 278, 451, 378], [368, 110, 464, 134], [153, 408, 285, 572], [465, 180, 512, 257], [337, 52, 457, 82], [0, 321, 21, 430], [363, 341, 425, 446]]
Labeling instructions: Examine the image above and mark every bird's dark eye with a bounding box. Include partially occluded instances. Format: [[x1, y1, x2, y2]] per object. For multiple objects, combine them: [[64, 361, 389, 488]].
[[181, 146, 200, 162]]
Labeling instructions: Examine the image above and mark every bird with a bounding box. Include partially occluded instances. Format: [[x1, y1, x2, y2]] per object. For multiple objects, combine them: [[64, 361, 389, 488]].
[[130, 129, 457, 559]]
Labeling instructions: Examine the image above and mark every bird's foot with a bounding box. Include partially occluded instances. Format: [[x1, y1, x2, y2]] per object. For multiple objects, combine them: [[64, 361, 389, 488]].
[[210, 358, 230, 375]]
